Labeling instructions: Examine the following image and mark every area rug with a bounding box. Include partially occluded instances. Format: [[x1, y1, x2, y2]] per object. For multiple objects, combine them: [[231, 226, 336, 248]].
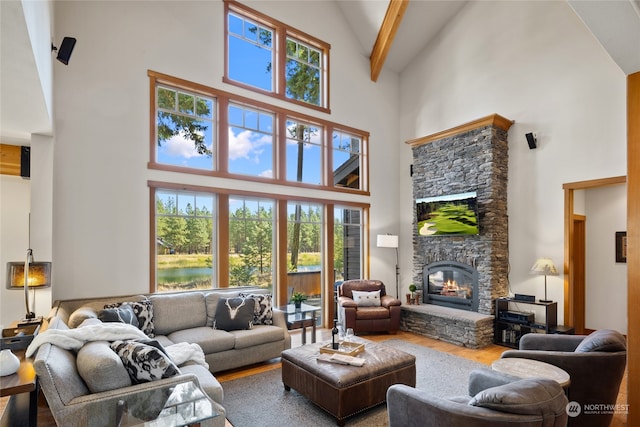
[[221, 339, 487, 426]]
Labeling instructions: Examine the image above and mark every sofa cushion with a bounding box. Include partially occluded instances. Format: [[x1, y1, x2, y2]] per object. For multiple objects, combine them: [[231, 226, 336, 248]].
[[239, 293, 273, 325], [167, 327, 235, 354], [104, 299, 155, 337], [351, 290, 381, 307], [98, 305, 139, 327], [575, 329, 627, 353], [205, 290, 242, 327], [110, 340, 180, 384], [150, 292, 206, 336], [213, 298, 254, 331], [68, 306, 100, 328], [77, 341, 132, 393], [232, 325, 286, 350], [469, 377, 567, 416]]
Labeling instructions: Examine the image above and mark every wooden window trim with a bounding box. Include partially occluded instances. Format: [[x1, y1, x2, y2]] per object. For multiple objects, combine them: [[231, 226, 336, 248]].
[[223, 0, 331, 113], [148, 70, 368, 196]]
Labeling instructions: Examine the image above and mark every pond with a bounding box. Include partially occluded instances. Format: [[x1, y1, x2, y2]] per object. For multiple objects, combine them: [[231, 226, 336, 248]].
[[158, 267, 213, 284]]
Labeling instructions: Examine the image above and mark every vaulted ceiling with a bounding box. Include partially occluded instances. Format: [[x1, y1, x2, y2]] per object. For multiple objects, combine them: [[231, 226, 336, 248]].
[[2, 0, 640, 144]]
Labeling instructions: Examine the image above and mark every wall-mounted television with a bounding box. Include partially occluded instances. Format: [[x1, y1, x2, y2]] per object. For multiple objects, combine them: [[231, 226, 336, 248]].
[[415, 191, 479, 236]]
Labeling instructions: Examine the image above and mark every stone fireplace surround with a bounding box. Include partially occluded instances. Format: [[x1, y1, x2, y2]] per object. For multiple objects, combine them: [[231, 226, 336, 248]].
[[400, 114, 513, 348]]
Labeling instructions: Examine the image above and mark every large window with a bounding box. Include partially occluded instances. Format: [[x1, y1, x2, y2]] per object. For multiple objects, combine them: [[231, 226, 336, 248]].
[[334, 206, 363, 282], [225, 0, 329, 111], [229, 196, 275, 289], [156, 86, 216, 170], [149, 71, 368, 193], [155, 190, 215, 292]]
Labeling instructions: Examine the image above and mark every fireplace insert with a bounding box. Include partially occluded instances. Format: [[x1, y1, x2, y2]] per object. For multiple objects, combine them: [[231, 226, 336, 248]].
[[423, 261, 479, 311]]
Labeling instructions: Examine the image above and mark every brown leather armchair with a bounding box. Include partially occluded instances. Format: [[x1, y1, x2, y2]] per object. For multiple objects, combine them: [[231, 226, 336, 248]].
[[337, 279, 401, 334]]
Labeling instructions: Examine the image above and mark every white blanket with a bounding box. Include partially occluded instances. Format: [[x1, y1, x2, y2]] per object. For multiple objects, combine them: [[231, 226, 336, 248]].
[[25, 323, 209, 369]]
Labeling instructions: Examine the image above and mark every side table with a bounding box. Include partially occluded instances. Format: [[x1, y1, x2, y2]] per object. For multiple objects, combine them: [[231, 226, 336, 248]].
[[0, 348, 38, 427], [491, 357, 571, 389], [279, 303, 321, 345]]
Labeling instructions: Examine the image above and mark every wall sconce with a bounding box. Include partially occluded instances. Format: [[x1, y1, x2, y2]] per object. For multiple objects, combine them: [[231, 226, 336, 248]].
[[6, 254, 51, 324], [529, 257, 558, 303], [377, 234, 399, 297]]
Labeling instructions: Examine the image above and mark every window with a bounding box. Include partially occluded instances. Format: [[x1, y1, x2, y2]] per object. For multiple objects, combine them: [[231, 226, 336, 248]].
[[225, 0, 330, 111], [332, 130, 362, 189], [150, 71, 368, 193], [285, 118, 322, 185], [156, 86, 216, 170], [334, 206, 363, 281], [228, 103, 275, 178], [228, 196, 275, 289], [155, 190, 215, 292], [227, 12, 273, 92]]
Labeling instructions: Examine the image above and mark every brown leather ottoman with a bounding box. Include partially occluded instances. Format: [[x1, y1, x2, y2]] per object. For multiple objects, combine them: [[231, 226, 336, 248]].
[[281, 337, 416, 426]]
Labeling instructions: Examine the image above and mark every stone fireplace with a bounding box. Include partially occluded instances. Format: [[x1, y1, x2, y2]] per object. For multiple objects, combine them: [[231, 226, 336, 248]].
[[399, 114, 513, 348]]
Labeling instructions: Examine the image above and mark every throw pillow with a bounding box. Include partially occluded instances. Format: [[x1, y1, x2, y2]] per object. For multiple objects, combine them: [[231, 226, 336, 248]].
[[110, 340, 179, 384], [98, 304, 139, 327], [574, 329, 627, 353], [105, 299, 155, 337], [351, 290, 381, 307], [469, 377, 567, 416], [239, 293, 273, 325], [77, 341, 132, 393], [213, 297, 254, 331]]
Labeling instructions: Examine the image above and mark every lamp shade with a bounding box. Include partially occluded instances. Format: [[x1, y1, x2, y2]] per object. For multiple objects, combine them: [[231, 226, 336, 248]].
[[529, 258, 559, 276], [377, 234, 399, 248], [6, 262, 52, 289]]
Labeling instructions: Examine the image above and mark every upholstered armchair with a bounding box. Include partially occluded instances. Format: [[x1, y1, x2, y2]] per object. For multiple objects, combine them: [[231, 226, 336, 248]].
[[500, 329, 627, 427], [337, 279, 401, 334], [387, 367, 569, 427]]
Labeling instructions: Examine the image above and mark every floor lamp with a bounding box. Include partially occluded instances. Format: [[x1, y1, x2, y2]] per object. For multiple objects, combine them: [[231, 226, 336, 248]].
[[377, 234, 399, 297]]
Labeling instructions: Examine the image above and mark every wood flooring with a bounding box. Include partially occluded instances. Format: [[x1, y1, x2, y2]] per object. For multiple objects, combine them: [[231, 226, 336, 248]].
[[1, 329, 628, 426]]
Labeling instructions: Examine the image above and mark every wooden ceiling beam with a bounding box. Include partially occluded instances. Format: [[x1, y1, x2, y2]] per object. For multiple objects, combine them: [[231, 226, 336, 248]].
[[370, 0, 409, 82]]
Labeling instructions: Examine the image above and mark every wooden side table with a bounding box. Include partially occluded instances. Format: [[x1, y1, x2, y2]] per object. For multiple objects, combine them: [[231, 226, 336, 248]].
[[1, 322, 40, 427]]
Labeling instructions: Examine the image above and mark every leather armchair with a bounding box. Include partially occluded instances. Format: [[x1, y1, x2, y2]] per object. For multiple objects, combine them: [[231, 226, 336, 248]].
[[337, 279, 401, 334], [500, 329, 627, 427], [387, 368, 569, 427]]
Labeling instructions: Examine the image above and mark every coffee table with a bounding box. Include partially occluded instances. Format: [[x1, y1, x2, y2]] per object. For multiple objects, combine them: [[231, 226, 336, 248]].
[[281, 336, 416, 426], [491, 357, 571, 388]]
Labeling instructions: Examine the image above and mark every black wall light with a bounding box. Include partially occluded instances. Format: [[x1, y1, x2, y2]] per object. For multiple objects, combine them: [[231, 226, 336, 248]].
[[51, 37, 76, 65], [525, 132, 537, 149]]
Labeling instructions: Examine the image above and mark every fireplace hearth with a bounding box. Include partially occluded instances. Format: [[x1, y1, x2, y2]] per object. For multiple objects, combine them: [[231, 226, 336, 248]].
[[423, 261, 479, 311]]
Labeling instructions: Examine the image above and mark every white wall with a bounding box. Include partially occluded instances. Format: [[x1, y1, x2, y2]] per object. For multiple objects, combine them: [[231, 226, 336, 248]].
[[51, 1, 401, 301], [585, 184, 627, 333], [398, 1, 627, 324]]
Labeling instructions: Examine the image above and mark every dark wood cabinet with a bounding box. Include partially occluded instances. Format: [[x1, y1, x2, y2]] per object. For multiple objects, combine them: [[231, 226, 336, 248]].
[[495, 297, 568, 348]]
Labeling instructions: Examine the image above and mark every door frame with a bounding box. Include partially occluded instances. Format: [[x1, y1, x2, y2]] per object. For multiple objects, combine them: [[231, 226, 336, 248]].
[[563, 176, 626, 328]]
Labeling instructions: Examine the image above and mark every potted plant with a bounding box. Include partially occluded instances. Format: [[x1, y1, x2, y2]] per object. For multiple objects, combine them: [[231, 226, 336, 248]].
[[290, 291, 307, 309], [408, 284, 417, 304]]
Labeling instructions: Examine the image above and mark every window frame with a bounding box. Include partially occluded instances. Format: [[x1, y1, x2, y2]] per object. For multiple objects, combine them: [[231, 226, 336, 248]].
[[223, 0, 331, 113], [149, 181, 370, 316], [148, 70, 369, 195]]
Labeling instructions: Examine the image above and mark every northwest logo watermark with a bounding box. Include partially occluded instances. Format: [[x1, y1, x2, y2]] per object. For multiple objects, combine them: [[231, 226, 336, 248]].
[[566, 401, 629, 417]]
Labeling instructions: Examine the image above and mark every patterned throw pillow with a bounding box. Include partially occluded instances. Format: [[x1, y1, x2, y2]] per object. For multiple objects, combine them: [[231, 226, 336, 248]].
[[352, 290, 381, 307], [239, 293, 273, 325], [105, 299, 155, 337], [110, 340, 179, 384], [213, 297, 255, 331], [98, 305, 139, 327]]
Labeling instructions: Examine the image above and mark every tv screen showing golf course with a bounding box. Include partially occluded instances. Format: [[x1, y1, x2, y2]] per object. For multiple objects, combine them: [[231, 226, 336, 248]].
[[416, 191, 479, 236]]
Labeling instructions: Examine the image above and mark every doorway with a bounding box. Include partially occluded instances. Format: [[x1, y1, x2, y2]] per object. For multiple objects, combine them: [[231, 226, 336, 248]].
[[563, 176, 626, 330]]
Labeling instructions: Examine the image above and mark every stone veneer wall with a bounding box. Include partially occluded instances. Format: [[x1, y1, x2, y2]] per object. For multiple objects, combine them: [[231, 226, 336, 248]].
[[409, 114, 513, 316]]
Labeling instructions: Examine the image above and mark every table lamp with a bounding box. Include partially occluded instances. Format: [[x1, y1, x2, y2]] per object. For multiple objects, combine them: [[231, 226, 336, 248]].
[[529, 257, 558, 303], [6, 250, 51, 324]]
